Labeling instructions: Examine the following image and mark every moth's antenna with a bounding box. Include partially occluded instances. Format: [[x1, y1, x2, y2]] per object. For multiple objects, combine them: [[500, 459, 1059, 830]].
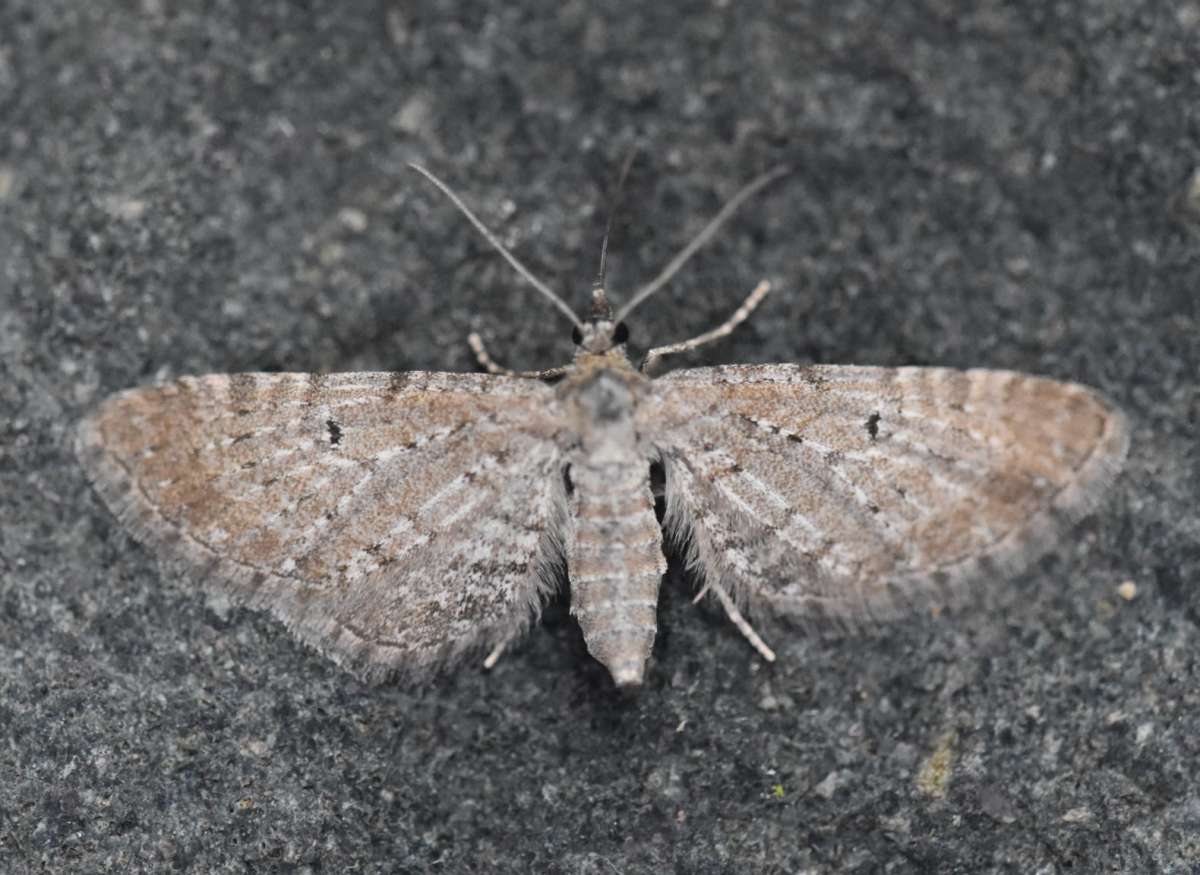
[[613, 164, 790, 325], [594, 148, 639, 294], [408, 163, 585, 330]]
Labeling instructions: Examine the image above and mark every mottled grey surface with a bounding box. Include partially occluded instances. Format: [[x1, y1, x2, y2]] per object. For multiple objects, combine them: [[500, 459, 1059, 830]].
[[1, 1, 1197, 872]]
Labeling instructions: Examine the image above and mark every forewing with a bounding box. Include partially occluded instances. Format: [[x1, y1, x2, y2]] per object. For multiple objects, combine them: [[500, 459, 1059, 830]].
[[76, 371, 568, 680], [649, 364, 1129, 623]]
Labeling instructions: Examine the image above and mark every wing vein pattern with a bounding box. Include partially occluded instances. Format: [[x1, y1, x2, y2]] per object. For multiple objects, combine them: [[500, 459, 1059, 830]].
[[76, 371, 568, 680], [651, 364, 1129, 625]]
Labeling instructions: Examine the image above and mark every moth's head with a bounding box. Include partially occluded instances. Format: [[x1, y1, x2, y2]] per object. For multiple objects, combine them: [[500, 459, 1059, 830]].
[[571, 286, 630, 356], [407, 160, 787, 369]]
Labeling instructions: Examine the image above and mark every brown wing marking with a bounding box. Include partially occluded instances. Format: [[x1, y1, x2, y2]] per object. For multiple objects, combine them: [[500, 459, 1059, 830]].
[[76, 371, 569, 680], [649, 364, 1128, 624]]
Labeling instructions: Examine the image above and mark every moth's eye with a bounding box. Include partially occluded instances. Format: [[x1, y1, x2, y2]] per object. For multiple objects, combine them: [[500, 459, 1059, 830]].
[[571, 325, 584, 345], [613, 322, 630, 344]]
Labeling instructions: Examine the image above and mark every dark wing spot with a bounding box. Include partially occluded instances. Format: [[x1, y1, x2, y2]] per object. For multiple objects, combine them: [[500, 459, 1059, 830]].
[[866, 412, 881, 440], [326, 419, 342, 446]]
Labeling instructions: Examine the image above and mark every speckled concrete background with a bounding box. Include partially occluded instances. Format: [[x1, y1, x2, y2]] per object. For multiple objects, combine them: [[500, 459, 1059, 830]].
[[2, 1, 1198, 872]]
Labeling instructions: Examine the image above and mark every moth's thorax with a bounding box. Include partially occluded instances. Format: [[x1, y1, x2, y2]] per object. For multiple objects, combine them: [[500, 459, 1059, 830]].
[[559, 356, 652, 464], [580, 372, 632, 421], [558, 350, 643, 401]]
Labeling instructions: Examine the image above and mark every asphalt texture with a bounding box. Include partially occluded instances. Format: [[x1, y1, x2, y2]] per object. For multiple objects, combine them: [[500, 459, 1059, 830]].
[[2, 2, 1198, 872]]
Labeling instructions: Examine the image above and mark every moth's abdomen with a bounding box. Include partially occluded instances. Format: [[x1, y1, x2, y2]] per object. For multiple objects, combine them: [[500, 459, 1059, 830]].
[[567, 464, 666, 686]]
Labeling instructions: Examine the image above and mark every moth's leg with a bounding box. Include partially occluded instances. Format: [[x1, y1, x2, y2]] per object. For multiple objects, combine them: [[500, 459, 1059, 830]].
[[640, 280, 771, 374], [468, 332, 516, 375], [468, 332, 570, 380], [483, 638, 508, 670], [700, 578, 777, 662]]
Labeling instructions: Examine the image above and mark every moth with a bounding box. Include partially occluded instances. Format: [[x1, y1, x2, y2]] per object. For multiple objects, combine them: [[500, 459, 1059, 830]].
[[76, 163, 1130, 687]]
